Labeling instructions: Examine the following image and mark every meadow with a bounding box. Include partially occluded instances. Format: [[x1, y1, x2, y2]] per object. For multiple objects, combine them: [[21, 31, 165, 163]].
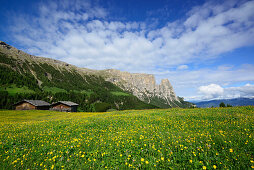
[[0, 85, 35, 95], [0, 107, 253, 169]]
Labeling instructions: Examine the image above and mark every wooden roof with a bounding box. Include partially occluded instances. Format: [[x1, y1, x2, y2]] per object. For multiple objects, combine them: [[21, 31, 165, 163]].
[[52, 101, 79, 107], [13, 100, 51, 106]]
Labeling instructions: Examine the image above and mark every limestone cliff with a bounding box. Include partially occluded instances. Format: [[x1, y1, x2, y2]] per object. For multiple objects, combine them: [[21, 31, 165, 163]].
[[98, 69, 181, 107]]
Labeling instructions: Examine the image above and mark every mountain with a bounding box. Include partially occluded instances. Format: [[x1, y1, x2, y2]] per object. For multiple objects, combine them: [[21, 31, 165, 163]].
[[0, 41, 193, 111], [193, 98, 254, 108], [97, 69, 188, 108]]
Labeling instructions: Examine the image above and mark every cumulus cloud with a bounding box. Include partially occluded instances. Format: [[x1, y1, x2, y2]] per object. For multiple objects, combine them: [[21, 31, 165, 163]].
[[198, 84, 224, 99], [187, 83, 254, 101], [226, 83, 254, 98], [7, 0, 254, 73]]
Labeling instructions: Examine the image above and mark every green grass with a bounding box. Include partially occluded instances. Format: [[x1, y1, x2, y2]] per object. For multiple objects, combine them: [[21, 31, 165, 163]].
[[42, 86, 67, 93], [80, 90, 94, 96], [0, 85, 35, 95], [111, 91, 131, 96], [0, 107, 253, 169]]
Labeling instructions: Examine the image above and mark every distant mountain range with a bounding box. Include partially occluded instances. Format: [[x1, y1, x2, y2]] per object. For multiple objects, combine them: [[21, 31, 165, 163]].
[[192, 98, 254, 108], [0, 41, 193, 111]]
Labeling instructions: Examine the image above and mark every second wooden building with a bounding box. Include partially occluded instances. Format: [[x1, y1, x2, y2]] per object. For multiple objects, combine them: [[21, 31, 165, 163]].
[[51, 101, 79, 112]]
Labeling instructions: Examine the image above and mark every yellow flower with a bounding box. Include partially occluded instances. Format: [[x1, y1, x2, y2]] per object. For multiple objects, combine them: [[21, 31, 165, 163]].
[[203, 166, 207, 170], [120, 154, 122, 157], [51, 165, 54, 169], [213, 165, 217, 169], [161, 157, 164, 161], [141, 158, 144, 162], [189, 160, 193, 163], [145, 161, 149, 164], [229, 149, 233, 152]]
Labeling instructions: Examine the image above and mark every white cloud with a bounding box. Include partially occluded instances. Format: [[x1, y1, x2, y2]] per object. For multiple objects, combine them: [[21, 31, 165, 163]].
[[7, 0, 254, 73], [185, 83, 254, 101], [226, 83, 254, 98], [198, 84, 224, 99]]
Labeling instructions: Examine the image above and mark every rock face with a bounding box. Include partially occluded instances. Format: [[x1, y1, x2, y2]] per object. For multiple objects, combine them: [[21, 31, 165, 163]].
[[99, 69, 180, 107]]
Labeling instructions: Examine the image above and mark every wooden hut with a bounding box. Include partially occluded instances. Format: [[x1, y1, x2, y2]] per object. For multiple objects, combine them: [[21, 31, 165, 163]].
[[13, 100, 50, 110], [51, 101, 78, 112]]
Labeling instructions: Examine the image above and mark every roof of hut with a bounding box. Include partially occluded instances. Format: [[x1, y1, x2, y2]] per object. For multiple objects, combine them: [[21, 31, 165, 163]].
[[13, 100, 51, 106], [51, 101, 79, 107]]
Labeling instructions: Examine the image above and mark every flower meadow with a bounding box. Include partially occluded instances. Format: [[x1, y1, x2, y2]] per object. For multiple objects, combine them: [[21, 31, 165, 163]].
[[0, 107, 253, 169]]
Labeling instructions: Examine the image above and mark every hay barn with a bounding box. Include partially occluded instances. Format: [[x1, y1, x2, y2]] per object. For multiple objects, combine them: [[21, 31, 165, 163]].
[[51, 101, 78, 112], [13, 100, 51, 110]]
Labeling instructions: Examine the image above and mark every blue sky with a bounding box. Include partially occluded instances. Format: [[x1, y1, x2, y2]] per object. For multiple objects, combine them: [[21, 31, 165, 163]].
[[1, 0, 254, 101]]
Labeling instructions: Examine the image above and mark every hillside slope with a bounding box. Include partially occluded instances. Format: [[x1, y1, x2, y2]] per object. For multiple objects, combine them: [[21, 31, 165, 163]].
[[0, 41, 192, 110]]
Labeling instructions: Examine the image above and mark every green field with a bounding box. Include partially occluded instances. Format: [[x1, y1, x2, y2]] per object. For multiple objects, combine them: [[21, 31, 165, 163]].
[[0, 107, 253, 169], [42, 86, 67, 94], [0, 85, 35, 95]]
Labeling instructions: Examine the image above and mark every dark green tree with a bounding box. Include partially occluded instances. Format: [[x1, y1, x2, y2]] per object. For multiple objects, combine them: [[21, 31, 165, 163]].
[[219, 102, 226, 107], [226, 104, 232, 107]]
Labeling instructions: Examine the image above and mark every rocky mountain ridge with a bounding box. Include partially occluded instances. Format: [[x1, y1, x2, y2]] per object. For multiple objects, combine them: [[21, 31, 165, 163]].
[[99, 69, 180, 107], [0, 41, 189, 108]]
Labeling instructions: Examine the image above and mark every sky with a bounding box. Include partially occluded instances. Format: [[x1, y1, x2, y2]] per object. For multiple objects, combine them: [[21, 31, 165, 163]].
[[0, 0, 254, 101]]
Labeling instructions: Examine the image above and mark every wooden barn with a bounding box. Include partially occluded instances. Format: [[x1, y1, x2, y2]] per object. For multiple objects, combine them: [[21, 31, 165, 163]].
[[51, 101, 79, 112], [13, 100, 51, 110]]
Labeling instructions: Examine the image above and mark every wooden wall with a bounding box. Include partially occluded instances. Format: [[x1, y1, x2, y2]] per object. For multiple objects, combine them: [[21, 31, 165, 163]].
[[15, 102, 36, 110], [51, 104, 71, 112]]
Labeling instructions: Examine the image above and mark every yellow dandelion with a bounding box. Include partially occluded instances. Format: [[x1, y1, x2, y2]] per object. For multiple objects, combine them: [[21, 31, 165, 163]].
[[145, 161, 149, 164], [189, 160, 193, 163], [161, 157, 164, 161], [203, 166, 207, 170], [229, 149, 233, 153], [213, 165, 217, 169], [141, 158, 144, 162]]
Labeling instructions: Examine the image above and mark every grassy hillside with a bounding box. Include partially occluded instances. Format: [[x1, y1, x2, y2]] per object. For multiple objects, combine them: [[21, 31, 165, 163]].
[[0, 52, 157, 111], [0, 107, 253, 169], [0, 85, 35, 95]]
